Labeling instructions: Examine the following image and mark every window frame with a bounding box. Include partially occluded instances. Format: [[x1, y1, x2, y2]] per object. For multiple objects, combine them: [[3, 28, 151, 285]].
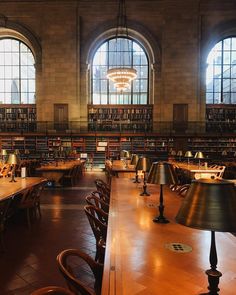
[[91, 36, 150, 105], [0, 37, 36, 104], [206, 36, 236, 104]]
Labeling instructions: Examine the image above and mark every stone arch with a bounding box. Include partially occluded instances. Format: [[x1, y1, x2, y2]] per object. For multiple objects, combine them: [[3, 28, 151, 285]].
[[82, 20, 161, 105]]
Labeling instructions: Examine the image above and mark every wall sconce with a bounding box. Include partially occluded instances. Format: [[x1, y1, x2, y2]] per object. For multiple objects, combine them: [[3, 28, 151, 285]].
[[176, 179, 236, 294], [147, 162, 177, 223]]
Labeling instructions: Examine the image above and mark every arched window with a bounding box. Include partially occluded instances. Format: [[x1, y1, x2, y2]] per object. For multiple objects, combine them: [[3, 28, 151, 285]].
[[206, 37, 236, 104], [91, 37, 149, 104], [0, 38, 35, 104]]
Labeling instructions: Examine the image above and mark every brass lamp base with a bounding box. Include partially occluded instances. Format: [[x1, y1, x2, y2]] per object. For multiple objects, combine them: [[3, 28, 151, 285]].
[[140, 182, 150, 196], [9, 178, 17, 182], [153, 215, 169, 223]]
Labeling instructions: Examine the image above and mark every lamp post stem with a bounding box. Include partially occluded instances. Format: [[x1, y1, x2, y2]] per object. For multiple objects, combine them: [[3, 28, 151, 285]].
[[140, 171, 150, 196], [133, 169, 140, 183], [205, 231, 222, 295], [10, 166, 16, 182], [153, 184, 169, 223]]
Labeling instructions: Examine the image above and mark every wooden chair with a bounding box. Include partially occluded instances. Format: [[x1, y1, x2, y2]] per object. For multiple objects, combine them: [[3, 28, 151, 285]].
[[30, 286, 74, 295], [91, 191, 110, 205], [84, 205, 107, 262], [30, 182, 45, 218], [85, 195, 109, 214], [94, 179, 110, 198], [57, 249, 103, 295], [60, 166, 76, 186], [18, 185, 43, 228], [0, 198, 11, 251]]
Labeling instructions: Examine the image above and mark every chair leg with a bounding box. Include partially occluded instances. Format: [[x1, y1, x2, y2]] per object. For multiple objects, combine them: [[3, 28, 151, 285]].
[[37, 203, 41, 218], [0, 232, 5, 252], [26, 208, 31, 229]]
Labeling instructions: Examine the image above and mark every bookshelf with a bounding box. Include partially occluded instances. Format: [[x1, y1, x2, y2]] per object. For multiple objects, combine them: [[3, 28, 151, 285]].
[[0, 134, 234, 163], [88, 104, 153, 132], [0, 104, 36, 132], [206, 104, 236, 133], [187, 136, 236, 159]]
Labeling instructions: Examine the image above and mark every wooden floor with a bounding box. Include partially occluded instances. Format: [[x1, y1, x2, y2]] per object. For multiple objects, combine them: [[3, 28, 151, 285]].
[[0, 171, 106, 295], [1, 171, 236, 295]]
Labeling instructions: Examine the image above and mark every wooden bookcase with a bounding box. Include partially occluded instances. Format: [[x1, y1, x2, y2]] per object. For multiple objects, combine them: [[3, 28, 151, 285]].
[[88, 104, 153, 132], [0, 134, 235, 162], [0, 104, 36, 132], [187, 136, 236, 159]]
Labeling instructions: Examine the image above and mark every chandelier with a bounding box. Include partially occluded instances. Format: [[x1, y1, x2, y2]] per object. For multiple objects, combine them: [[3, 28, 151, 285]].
[[106, 0, 137, 92]]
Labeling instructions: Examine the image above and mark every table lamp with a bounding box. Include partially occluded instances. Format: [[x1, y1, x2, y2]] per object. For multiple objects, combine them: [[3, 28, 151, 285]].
[[120, 150, 130, 168], [7, 153, 19, 182], [130, 154, 140, 183], [170, 149, 176, 157], [136, 156, 151, 196], [194, 151, 204, 168], [221, 150, 227, 156], [176, 179, 236, 295], [147, 162, 177, 223], [1, 149, 7, 163], [177, 150, 183, 161], [184, 150, 193, 166]]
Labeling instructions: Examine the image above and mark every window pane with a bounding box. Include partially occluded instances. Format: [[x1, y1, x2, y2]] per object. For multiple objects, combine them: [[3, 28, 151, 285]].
[[0, 38, 35, 104], [206, 37, 236, 105], [92, 37, 148, 104]]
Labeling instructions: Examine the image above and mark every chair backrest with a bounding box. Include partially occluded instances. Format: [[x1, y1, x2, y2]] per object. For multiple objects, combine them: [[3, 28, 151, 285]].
[[84, 205, 107, 243], [30, 286, 74, 295], [216, 166, 226, 178], [94, 179, 110, 197], [85, 195, 109, 214], [0, 198, 11, 232], [91, 191, 110, 205], [57, 249, 103, 295]]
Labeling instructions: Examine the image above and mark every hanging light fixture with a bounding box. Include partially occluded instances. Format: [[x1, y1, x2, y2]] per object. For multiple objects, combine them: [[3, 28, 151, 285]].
[[106, 0, 137, 92]]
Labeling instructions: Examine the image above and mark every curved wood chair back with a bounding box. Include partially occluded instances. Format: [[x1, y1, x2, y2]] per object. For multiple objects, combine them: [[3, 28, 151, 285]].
[[57, 249, 103, 295], [30, 286, 74, 295], [91, 191, 110, 205], [85, 195, 109, 214]]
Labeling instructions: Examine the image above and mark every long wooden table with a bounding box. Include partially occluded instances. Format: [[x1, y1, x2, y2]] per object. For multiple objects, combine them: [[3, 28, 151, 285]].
[[171, 161, 224, 179], [36, 160, 84, 186], [0, 177, 47, 202], [102, 177, 236, 295]]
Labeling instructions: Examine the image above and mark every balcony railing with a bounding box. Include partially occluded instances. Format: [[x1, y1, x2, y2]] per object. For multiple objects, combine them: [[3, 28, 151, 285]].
[[0, 120, 235, 135]]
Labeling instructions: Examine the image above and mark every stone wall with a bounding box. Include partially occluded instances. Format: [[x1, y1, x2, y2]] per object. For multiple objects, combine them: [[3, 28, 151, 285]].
[[0, 0, 235, 124]]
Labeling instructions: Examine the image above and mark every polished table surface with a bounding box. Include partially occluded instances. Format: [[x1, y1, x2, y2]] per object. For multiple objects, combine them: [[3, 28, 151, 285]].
[[170, 161, 224, 179], [36, 160, 83, 171], [102, 177, 236, 295], [36, 160, 85, 185], [0, 177, 47, 202]]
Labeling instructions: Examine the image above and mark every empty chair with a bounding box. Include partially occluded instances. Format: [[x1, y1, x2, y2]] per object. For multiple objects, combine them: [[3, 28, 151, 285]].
[[18, 185, 44, 228], [177, 184, 190, 197], [57, 248, 103, 295], [84, 205, 107, 262], [30, 286, 74, 295], [0, 198, 12, 251], [94, 179, 110, 198], [85, 195, 109, 214], [60, 166, 76, 186], [91, 191, 110, 205]]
